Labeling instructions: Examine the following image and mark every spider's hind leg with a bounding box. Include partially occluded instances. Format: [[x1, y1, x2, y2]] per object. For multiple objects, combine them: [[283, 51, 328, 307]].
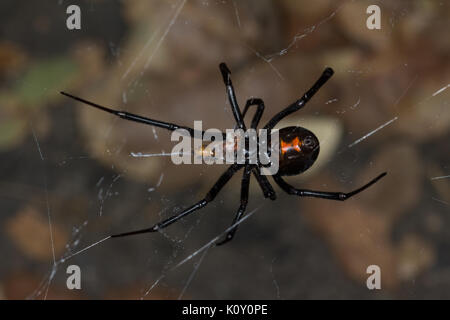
[[263, 67, 334, 130], [273, 172, 387, 201]]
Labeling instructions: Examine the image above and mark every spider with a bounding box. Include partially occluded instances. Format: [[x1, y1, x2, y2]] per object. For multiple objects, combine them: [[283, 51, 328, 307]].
[[61, 63, 386, 246]]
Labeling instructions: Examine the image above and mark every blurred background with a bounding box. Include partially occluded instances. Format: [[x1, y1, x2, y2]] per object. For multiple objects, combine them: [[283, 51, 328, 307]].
[[0, 0, 449, 299]]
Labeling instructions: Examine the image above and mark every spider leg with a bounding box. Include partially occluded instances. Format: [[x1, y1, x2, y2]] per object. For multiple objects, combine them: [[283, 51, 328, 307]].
[[219, 63, 246, 130], [242, 98, 265, 129], [218, 64, 275, 200], [263, 68, 334, 130], [216, 165, 251, 246], [273, 172, 387, 201], [60, 92, 225, 139], [238, 98, 276, 200], [110, 164, 243, 238], [252, 166, 276, 200]]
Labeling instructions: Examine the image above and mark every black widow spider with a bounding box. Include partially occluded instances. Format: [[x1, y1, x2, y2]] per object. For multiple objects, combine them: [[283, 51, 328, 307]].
[[61, 63, 386, 245]]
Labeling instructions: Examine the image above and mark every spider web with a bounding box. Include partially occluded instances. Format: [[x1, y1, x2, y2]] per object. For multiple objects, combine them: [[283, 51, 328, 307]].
[[17, 0, 449, 300]]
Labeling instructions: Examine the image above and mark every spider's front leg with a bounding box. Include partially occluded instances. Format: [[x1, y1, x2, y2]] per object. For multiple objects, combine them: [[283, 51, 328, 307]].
[[60, 92, 226, 139], [111, 164, 243, 238]]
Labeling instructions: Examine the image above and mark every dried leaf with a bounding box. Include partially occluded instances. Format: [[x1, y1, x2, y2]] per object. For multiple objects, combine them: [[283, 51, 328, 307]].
[[5, 206, 68, 262]]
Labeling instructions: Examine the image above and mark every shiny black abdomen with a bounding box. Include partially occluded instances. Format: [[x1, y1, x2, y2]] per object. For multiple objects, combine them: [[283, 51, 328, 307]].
[[277, 126, 320, 176]]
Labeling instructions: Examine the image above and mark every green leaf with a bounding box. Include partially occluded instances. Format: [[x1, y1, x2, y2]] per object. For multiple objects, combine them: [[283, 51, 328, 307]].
[[16, 58, 77, 106]]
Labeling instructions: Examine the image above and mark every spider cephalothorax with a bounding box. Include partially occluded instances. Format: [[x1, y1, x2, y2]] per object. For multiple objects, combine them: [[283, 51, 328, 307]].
[[61, 63, 386, 245]]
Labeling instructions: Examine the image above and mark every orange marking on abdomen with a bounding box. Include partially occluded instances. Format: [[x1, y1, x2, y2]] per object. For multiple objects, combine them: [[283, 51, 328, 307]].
[[280, 137, 302, 155]]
